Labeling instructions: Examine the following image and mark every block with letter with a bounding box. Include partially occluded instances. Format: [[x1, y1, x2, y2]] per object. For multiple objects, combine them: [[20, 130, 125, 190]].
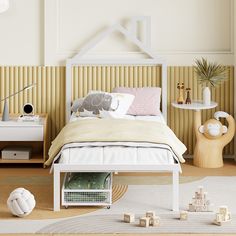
[[124, 213, 135, 223], [139, 217, 150, 227]]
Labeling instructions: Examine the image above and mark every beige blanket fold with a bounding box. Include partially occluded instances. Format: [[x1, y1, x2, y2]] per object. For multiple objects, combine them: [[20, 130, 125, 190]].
[[45, 119, 187, 166]]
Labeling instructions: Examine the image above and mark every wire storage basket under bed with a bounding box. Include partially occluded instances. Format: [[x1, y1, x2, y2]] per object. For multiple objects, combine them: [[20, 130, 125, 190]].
[[62, 172, 112, 208]]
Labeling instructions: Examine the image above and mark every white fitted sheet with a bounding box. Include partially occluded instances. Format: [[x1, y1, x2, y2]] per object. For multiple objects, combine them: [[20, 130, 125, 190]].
[[58, 113, 176, 165], [59, 145, 175, 165], [70, 112, 166, 124]]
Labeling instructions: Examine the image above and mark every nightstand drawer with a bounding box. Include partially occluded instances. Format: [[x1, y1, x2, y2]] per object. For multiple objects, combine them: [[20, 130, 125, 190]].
[[0, 126, 44, 141]]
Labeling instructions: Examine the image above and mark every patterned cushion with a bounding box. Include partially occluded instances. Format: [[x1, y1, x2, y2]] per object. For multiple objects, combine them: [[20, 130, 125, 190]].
[[78, 93, 117, 117], [113, 87, 161, 115]]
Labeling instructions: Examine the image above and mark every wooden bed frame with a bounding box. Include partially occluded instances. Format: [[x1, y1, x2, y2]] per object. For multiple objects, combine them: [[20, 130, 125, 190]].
[[53, 17, 181, 212]]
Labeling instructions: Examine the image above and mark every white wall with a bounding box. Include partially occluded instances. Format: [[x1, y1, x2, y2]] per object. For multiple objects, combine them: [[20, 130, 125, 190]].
[[0, 0, 43, 65], [0, 0, 234, 65]]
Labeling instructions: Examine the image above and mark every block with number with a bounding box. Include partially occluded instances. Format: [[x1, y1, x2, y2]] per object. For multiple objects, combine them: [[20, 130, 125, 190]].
[[150, 216, 161, 226], [124, 213, 135, 223], [139, 217, 150, 227], [146, 211, 155, 218], [180, 211, 188, 220]]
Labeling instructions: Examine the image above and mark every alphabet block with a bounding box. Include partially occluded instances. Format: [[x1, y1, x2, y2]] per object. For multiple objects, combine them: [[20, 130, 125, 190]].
[[150, 216, 161, 226], [216, 213, 223, 222], [189, 204, 195, 212], [124, 213, 135, 223], [180, 211, 188, 220], [219, 206, 228, 215], [139, 217, 150, 227], [198, 186, 203, 194], [146, 211, 155, 218]]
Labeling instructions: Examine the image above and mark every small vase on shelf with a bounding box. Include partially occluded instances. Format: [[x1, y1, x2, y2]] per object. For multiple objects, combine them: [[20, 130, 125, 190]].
[[203, 87, 211, 105]]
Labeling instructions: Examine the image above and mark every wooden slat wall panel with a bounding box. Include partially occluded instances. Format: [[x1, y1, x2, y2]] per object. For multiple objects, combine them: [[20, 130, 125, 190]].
[[0, 66, 234, 155]]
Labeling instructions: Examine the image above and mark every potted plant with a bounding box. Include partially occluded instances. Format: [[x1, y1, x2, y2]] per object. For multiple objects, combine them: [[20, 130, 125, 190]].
[[194, 58, 227, 105]]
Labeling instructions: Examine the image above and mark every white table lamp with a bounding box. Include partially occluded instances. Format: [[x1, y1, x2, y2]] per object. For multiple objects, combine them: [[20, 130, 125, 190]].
[[0, 83, 36, 121]]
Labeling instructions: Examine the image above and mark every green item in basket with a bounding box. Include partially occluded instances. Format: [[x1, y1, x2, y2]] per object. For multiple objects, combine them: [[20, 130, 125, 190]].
[[65, 172, 111, 190]]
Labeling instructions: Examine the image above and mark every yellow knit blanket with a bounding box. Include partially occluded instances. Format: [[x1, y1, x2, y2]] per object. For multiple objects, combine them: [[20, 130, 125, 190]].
[[45, 119, 186, 166]]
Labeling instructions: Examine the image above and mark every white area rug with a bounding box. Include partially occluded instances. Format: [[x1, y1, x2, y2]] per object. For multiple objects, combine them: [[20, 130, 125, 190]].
[[1, 176, 236, 234]]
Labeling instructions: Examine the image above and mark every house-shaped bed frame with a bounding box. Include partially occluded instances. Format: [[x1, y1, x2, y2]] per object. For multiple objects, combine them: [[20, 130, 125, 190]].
[[53, 17, 181, 212]]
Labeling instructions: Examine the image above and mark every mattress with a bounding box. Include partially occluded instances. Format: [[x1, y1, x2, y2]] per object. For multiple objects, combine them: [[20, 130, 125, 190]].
[[58, 114, 176, 165], [69, 112, 166, 124]]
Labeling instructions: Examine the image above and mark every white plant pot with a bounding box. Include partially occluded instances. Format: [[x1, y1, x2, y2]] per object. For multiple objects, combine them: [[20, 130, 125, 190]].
[[203, 87, 211, 105]]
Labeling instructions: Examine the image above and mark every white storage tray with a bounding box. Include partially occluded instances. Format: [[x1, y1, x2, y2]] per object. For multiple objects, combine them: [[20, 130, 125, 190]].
[[62, 172, 112, 208]]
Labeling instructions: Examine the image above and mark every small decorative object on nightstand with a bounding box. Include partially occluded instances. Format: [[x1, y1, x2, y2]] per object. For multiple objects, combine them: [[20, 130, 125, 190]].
[[177, 82, 185, 104], [0, 114, 49, 167], [194, 58, 227, 106], [172, 101, 218, 167], [185, 88, 191, 104]]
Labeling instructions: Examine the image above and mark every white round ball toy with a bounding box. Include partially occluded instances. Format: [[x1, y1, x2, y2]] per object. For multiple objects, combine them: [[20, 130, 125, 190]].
[[7, 188, 36, 217]]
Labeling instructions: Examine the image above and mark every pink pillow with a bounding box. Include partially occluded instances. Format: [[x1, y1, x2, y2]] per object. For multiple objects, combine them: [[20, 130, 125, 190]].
[[113, 87, 161, 115]]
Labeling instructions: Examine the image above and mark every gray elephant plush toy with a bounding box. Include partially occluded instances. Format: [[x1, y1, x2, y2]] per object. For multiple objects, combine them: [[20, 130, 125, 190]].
[[78, 93, 119, 116]]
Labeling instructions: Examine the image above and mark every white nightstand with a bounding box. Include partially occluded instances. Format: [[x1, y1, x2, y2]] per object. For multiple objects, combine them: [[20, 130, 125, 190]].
[[172, 101, 218, 167], [0, 114, 49, 167], [172, 101, 217, 111]]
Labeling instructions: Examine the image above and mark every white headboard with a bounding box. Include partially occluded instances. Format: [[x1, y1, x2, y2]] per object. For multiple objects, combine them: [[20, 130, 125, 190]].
[[65, 17, 167, 123]]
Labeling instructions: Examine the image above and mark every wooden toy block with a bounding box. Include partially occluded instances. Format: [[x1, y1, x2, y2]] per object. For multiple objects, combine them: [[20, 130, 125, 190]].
[[219, 206, 228, 215], [189, 204, 195, 212], [205, 200, 210, 205], [195, 206, 202, 212], [213, 206, 231, 226], [188, 186, 213, 212], [124, 213, 135, 223], [214, 220, 224, 226], [226, 212, 231, 221], [180, 211, 188, 220], [150, 216, 161, 226], [199, 186, 204, 194], [139, 217, 150, 227], [214, 218, 231, 226], [146, 211, 155, 218], [216, 213, 223, 222]]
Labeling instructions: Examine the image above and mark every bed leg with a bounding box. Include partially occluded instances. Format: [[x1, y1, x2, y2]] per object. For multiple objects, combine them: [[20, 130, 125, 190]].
[[172, 170, 179, 212], [53, 166, 61, 211]]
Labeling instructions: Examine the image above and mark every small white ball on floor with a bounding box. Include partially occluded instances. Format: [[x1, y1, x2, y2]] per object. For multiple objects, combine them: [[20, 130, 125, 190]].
[[7, 188, 36, 217]]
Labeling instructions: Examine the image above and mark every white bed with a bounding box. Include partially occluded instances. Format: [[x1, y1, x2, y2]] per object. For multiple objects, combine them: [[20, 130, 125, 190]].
[[52, 19, 183, 212], [59, 113, 177, 166], [53, 112, 182, 212]]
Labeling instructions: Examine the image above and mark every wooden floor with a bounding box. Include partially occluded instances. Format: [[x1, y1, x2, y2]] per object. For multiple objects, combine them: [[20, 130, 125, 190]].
[[1, 158, 236, 236]]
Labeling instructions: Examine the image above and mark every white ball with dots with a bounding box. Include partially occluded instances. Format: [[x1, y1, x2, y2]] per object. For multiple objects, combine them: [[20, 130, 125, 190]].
[[7, 188, 36, 217]]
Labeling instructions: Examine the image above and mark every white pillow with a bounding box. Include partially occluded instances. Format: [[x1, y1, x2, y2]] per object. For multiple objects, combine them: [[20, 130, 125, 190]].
[[111, 92, 135, 116]]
